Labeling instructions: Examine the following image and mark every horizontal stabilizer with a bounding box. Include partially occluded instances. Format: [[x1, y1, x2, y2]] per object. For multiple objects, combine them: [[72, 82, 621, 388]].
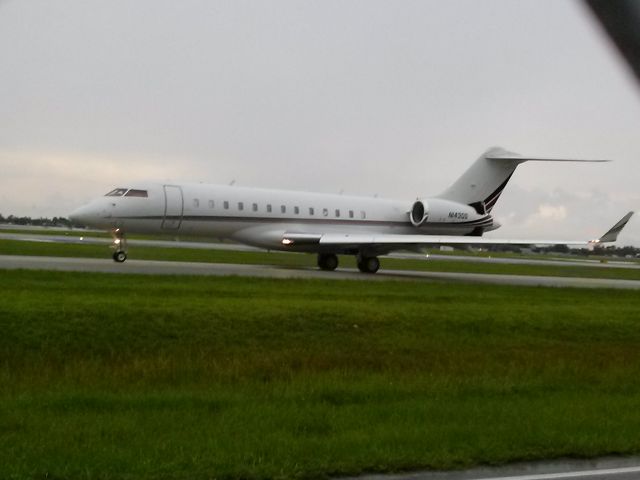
[[595, 211, 635, 243], [486, 155, 610, 163]]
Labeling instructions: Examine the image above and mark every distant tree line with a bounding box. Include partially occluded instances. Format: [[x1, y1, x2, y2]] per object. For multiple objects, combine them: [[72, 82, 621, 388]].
[[529, 244, 639, 258], [583, 244, 640, 258], [486, 243, 640, 258], [0, 214, 74, 228]]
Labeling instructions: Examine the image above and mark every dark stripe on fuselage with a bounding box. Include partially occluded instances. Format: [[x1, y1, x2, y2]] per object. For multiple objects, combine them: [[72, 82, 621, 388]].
[[115, 214, 494, 229]]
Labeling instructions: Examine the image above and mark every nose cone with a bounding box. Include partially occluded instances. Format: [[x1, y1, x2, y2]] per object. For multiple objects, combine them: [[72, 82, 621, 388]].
[[69, 203, 102, 227], [69, 205, 90, 225]]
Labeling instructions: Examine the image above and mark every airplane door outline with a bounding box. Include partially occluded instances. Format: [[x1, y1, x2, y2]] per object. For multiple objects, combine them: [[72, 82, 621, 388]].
[[162, 185, 183, 230]]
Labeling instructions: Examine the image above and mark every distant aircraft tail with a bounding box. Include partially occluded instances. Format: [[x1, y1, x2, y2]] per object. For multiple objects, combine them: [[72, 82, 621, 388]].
[[436, 147, 609, 214]]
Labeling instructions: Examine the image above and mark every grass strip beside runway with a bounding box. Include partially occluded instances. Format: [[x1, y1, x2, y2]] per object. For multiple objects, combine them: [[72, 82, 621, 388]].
[[2, 270, 640, 479], [1, 238, 639, 280]]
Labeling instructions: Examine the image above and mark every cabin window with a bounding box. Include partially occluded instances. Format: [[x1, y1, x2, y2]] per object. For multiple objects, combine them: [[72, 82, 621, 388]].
[[335, 209, 340, 218], [252, 203, 258, 212], [105, 188, 128, 197], [281, 205, 286, 214], [208, 200, 215, 209], [294, 206, 299, 214], [267, 204, 272, 213], [349, 210, 354, 218], [193, 199, 200, 208], [361, 211, 366, 219], [125, 189, 148, 197], [224, 201, 229, 210], [238, 202, 244, 211], [322, 208, 328, 217], [309, 207, 314, 215]]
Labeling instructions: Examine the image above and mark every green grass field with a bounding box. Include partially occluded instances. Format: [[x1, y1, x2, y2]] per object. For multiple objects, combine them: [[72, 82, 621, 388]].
[[1, 238, 640, 281], [2, 270, 640, 479]]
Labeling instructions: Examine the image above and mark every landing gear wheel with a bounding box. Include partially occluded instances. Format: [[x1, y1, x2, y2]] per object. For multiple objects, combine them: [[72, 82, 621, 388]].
[[317, 253, 339, 271], [357, 256, 380, 274], [113, 251, 127, 263], [111, 228, 128, 262]]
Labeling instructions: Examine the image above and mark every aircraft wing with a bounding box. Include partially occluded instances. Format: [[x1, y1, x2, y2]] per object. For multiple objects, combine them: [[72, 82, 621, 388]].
[[282, 212, 634, 254]]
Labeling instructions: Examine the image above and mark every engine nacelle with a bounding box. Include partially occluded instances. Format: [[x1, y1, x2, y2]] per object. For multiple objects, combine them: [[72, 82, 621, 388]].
[[410, 198, 484, 227], [410, 200, 429, 226]]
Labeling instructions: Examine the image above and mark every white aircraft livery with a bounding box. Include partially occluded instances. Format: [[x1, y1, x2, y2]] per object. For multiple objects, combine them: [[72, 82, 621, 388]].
[[69, 147, 634, 273]]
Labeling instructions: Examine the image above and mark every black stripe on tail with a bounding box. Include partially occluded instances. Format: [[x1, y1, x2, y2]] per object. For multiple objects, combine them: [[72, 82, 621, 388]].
[[483, 172, 514, 212]]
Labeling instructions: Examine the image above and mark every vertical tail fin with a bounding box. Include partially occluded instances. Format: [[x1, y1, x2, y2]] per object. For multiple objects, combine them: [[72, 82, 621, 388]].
[[436, 147, 609, 212], [436, 147, 524, 213]]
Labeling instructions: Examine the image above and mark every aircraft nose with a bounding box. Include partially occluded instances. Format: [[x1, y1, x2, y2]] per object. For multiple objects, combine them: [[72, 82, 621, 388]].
[[69, 204, 95, 225]]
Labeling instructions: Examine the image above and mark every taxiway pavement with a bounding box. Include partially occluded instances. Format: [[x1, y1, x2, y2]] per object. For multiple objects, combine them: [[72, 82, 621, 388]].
[[1, 231, 639, 269], [1, 255, 640, 289], [340, 456, 640, 480]]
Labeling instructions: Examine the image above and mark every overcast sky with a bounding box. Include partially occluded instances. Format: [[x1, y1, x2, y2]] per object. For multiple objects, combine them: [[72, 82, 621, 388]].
[[1, 0, 639, 245]]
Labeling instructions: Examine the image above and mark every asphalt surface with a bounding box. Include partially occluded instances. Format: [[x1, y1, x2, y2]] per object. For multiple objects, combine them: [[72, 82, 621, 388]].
[[339, 457, 640, 480], [2, 254, 640, 289], [1, 231, 639, 268], [0, 231, 262, 251]]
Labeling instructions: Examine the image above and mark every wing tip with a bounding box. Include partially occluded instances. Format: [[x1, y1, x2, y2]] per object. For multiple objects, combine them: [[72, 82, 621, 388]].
[[596, 211, 635, 243]]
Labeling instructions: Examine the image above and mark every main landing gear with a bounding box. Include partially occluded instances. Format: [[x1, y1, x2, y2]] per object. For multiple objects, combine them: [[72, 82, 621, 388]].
[[111, 228, 128, 263], [317, 253, 339, 271], [356, 254, 380, 274], [317, 253, 381, 274]]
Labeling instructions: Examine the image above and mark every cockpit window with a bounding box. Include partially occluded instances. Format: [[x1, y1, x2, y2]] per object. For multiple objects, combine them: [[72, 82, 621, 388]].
[[104, 188, 148, 197], [125, 189, 148, 197], [105, 188, 128, 197]]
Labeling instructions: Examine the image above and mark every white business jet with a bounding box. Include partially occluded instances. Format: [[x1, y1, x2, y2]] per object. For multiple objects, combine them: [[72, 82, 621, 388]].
[[69, 147, 634, 273]]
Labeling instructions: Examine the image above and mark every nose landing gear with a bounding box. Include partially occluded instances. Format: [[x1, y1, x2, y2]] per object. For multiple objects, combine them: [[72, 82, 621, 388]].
[[111, 229, 128, 263], [113, 250, 127, 263]]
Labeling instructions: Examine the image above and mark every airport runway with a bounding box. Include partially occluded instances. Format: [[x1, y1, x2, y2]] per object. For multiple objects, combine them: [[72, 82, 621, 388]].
[[2, 255, 640, 289], [1, 231, 639, 269], [341, 456, 640, 480], [0, 231, 261, 251]]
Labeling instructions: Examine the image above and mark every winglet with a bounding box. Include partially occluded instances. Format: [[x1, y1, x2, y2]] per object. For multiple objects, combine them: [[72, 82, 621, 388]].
[[592, 212, 635, 243]]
